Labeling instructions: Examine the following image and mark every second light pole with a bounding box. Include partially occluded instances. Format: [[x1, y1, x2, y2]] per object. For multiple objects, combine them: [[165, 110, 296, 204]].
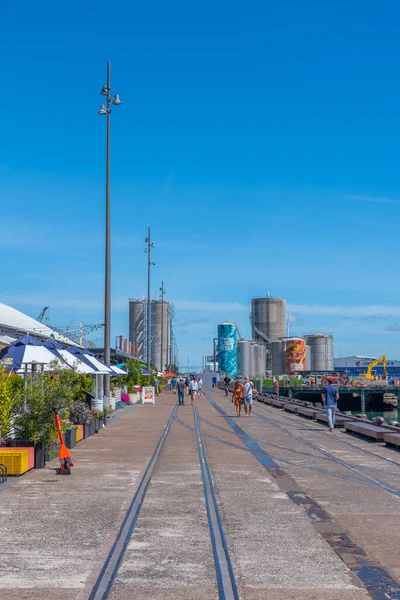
[[145, 227, 155, 370], [98, 62, 121, 401], [160, 281, 166, 373]]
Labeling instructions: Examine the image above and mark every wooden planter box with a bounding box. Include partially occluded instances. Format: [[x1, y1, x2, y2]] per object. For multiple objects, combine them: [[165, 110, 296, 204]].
[[84, 422, 96, 438], [65, 428, 76, 449], [75, 425, 84, 442]]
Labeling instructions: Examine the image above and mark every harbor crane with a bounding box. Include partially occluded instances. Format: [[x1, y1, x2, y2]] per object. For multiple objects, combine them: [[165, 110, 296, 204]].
[[361, 355, 388, 381], [37, 306, 49, 322]]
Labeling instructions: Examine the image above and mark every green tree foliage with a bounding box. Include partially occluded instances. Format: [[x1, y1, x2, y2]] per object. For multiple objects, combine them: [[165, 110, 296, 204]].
[[0, 367, 22, 442], [15, 368, 93, 447]]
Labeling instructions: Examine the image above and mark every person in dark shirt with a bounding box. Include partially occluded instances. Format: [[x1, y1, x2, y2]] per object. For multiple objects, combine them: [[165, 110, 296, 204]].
[[177, 379, 185, 405], [223, 375, 231, 397], [322, 379, 339, 431]]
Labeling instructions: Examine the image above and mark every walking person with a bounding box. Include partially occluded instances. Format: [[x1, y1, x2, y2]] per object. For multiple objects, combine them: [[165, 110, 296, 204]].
[[171, 376, 177, 394], [189, 378, 199, 406], [177, 378, 185, 406], [198, 377, 203, 397], [224, 375, 231, 397], [153, 375, 159, 397], [212, 376, 217, 388], [184, 377, 190, 396], [242, 376, 254, 417], [232, 380, 244, 418], [322, 378, 339, 431]]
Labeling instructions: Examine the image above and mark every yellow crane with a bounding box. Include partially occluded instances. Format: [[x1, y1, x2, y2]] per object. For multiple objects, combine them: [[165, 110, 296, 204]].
[[361, 355, 388, 380]]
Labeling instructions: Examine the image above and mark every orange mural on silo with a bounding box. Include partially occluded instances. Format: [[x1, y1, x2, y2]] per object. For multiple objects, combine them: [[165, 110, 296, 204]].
[[286, 338, 306, 374]]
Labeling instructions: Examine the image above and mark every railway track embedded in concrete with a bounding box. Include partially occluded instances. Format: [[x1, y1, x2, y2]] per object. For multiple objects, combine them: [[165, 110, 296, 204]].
[[88, 401, 238, 600], [204, 390, 400, 600]]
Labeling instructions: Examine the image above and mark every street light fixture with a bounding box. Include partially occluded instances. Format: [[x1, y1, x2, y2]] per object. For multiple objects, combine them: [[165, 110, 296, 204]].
[[160, 282, 166, 372], [144, 227, 155, 370], [98, 62, 121, 403]]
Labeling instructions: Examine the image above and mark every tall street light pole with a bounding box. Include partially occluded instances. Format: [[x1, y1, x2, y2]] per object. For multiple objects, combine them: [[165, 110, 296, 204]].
[[159, 281, 166, 373], [213, 337, 218, 372], [98, 62, 121, 401], [145, 227, 155, 370]]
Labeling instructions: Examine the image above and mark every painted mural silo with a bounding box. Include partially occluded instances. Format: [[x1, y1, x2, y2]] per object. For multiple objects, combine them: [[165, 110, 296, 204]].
[[218, 322, 238, 377], [285, 337, 307, 375]]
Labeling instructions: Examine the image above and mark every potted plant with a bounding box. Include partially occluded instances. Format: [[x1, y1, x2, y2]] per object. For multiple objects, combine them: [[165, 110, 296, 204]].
[[69, 400, 94, 439]]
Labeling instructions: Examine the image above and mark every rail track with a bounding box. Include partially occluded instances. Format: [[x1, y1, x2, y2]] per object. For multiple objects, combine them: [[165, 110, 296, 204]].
[[88, 402, 238, 600]]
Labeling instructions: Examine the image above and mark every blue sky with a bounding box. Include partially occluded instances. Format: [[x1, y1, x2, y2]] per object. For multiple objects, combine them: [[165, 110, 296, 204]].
[[2, 0, 400, 368]]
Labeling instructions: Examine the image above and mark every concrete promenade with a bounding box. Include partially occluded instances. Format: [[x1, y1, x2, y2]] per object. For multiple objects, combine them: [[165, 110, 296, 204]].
[[1, 388, 399, 599]]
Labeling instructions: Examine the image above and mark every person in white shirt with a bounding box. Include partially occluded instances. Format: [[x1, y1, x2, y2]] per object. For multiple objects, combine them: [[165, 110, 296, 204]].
[[242, 376, 254, 416], [198, 378, 203, 396], [189, 378, 199, 406]]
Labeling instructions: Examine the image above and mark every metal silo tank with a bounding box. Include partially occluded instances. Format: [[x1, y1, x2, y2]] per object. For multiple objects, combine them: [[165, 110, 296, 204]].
[[252, 343, 263, 376], [306, 345, 311, 371], [218, 323, 238, 377], [237, 340, 252, 377], [150, 300, 169, 372], [271, 339, 286, 376], [285, 337, 307, 375], [258, 344, 266, 377], [306, 333, 334, 371], [251, 297, 286, 341], [129, 299, 144, 359]]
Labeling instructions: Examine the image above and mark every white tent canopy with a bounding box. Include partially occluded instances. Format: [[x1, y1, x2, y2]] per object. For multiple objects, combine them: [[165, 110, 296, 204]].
[[0, 302, 78, 346], [57, 350, 97, 374]]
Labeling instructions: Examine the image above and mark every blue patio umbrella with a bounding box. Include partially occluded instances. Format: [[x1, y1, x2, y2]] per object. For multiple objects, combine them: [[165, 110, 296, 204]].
[[140, 368, 151, 375], [0, 335, 57, 373], [43, 339, 64, 361], [67, 347, 111, 373]]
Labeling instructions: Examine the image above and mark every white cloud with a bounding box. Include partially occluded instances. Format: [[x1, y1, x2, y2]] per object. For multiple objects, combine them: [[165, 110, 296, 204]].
[[173, 300, 248, 312], [345, 194, 400, 205], [288, 304, 400, 317]]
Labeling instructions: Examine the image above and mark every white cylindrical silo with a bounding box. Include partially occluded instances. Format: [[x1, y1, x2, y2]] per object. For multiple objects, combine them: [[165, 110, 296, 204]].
[[237, 340, 252, 377], [258, 344, 266, 377], [305, 333, 334, 371], [271, 339, 286, 376]]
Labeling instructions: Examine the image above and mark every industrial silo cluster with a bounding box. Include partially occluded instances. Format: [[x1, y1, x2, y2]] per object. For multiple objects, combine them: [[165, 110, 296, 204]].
[[129, 298, 176, 372], [217, 297, 334, 378]]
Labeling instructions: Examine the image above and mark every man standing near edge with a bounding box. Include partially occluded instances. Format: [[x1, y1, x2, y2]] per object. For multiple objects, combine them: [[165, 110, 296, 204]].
[[243, 376, 254, 417], [177, 378, 185, 406], [322, 378, 339, 431]]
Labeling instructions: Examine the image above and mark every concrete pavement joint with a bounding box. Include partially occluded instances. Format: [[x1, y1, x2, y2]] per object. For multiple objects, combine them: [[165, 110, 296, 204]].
[[205, 390, 400, 600]]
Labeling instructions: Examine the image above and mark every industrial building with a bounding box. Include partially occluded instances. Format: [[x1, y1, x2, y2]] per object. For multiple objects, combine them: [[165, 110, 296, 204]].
[[129, 298, 177, 372], [216, 295, 335, 378], [334, 356, 400, 379]]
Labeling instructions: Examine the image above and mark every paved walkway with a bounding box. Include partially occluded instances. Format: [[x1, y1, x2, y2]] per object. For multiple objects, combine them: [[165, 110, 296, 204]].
[[1, 388, 399, 599]]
